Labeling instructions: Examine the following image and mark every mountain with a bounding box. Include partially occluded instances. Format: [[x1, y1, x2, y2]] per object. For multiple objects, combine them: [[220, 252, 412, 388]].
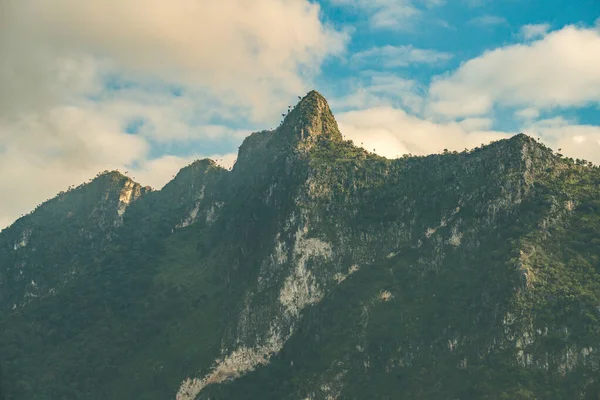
[[2, 91, 600, 400]]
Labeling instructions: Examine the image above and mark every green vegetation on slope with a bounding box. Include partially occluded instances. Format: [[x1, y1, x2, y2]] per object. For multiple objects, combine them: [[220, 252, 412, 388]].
[[1, 91, 599, 400]]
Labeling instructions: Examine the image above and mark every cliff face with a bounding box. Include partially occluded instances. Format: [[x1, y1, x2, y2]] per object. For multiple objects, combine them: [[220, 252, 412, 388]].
[[1, 91, 600, 400]]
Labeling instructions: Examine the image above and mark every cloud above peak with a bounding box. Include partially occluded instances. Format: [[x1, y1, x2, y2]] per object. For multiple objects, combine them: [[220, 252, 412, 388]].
[[350, 45, 453, 68], [428, 24, 600, 118], [520, 23, 551, 40]]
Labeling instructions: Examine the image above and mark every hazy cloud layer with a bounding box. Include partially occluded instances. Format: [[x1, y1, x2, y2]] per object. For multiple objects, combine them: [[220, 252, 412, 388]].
[[350, 45, 453, 68], [331, 0, 445, 30], [330, 72, 426, 114], [520, 23, 551, 40]]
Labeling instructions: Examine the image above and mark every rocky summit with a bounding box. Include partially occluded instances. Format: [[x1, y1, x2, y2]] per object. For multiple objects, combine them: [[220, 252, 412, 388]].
[[1, 91, 600, 400]]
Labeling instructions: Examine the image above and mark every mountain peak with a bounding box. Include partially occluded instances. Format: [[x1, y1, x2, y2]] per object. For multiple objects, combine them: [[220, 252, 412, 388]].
[[234, 90, 342, 167], [506, 132, 537, 146], [302, 89, 328, 104], [486, 132, 555, 161], [90, 170, 137, 188], [279, 89, 342, 145], [5, 87, 600, 400], [165, 158, 222, 189]]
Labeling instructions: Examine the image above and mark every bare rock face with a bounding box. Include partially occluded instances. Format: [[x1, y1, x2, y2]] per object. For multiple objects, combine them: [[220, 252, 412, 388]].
[[2, 92, 600, 400]]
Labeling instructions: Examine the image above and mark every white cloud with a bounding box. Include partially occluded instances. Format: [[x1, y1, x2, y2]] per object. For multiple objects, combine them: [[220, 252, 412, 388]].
[[428, 25, 600, 118], [0, 104, 149, 228], [91, 89, 254, 143], [523, 117, 600, 164], [132, 152, 237, 191], [468, 15, 508, 26], [336, 106, 511, 158], [515, 107, 540, 120], [0, 52, 104, 122], [350, 45, 453, 68], [330, 72, 425, 114], [2, 106, 149, 169], [330, 0, 444, 30], [332, 65, 600, 168], [1, 0, 348, 123], [520, 23, 551, 40], [458, 117, 493, 132], [128, 155, 198, 190]]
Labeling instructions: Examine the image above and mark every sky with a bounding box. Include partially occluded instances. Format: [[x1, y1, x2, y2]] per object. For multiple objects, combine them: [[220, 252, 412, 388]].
[[1, 0, 599, 230]]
